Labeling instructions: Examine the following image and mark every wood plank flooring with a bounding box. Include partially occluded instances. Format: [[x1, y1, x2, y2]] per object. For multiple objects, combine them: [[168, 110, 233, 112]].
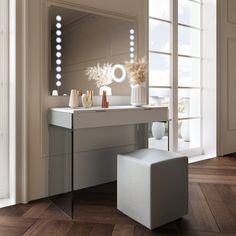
[[0, 156, 236, 236]]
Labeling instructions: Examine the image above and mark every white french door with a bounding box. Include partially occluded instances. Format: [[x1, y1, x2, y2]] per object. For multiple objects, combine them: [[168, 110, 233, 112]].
[[0, 0, 9, 199], [148, 0, 202, 156]]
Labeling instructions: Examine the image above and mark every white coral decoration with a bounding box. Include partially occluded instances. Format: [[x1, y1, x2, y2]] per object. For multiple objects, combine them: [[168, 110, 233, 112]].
[[85, 63, 113, 88]]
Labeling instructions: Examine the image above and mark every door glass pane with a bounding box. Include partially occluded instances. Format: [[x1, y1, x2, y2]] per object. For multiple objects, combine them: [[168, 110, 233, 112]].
[[178, 57, 200, 87], [149, 19, 170, 53], [179, 0, 201, 28], [178, 89, 200, 118], [149, 88, 170, 107], [149, 0, 170, 21], [149, 53, 170, 86], [178, 119, 201, 151], [179, 26, 200, 57], [149, 88, 170, 151]]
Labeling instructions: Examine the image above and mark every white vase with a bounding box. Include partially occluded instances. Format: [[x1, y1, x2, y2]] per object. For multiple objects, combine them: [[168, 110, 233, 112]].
[[69, 89, 79, 108], [130, 84, 146, 106], [81, 93, 92, 108], [152, 122, 165, 140]]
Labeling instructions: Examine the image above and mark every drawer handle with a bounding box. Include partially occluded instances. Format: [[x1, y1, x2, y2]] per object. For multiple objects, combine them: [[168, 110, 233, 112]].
[[95, 110, 107, 112]]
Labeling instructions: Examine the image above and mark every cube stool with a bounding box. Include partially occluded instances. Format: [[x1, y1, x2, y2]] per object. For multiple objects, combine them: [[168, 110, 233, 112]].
[[117, 148, 188, 230]]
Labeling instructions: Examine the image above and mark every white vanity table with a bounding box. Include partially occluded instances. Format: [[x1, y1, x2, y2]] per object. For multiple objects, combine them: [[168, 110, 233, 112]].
[[48, 105, 168, 217]]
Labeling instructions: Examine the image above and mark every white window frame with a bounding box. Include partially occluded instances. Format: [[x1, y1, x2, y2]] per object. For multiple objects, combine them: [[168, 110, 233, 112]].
[[148, 0, 203, 156], [0, 0, 16, 205], [0, 0, 10, 199]]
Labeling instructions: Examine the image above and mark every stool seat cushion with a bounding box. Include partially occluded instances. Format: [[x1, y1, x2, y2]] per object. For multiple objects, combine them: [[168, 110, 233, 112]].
[[120, 148, 183, 165]]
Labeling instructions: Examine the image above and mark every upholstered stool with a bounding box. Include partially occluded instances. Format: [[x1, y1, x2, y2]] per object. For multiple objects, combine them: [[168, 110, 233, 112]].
[[117, 148, 188, 230]]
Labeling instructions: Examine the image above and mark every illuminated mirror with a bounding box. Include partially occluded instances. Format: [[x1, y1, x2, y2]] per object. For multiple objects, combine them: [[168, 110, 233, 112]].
[[49, 6, 137, 96]]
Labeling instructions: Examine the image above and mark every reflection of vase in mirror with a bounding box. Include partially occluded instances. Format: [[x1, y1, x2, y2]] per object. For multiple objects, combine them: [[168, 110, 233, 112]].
[[49, 5, 137, 96], [99, 85, 112, 96]]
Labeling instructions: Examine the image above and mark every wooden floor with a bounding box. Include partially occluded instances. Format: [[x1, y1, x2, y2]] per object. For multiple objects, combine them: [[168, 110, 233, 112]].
[[0, 156, 236, 236]]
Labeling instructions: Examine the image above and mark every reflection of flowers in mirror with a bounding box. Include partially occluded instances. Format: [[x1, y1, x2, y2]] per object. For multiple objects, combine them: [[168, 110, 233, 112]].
[[85, 63, 113, 88]]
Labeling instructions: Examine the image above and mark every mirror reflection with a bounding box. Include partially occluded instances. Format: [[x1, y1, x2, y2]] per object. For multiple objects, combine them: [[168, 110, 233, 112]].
[[49, 6, 137, 96]]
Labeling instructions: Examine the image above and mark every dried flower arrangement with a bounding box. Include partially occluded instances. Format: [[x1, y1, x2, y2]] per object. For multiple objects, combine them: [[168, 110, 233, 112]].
[[85, 63, 113, 88], [125, 58, 147, 85]]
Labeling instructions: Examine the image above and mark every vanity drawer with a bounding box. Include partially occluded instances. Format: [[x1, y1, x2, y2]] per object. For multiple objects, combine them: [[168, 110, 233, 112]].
[[73, 107, 168, 129]]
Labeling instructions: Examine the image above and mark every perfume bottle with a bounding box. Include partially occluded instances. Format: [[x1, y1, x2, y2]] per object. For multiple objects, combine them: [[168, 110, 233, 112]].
[[101, 90, 109, 108]]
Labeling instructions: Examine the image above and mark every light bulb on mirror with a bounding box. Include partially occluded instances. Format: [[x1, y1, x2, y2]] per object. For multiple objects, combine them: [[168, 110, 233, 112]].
[[56, 30, 61, 36], [56, 81, 61, 87], [56, 45, 61, 50], [56, 74, 61, 79], [56, 52, 61, 58], [130, 29, 134, 34], [56, 23, 62, 29], [56, 15, 62, 21], [56, 37, 62, 43], [56, 66, 61, 72], [56, 59, 62, 65]]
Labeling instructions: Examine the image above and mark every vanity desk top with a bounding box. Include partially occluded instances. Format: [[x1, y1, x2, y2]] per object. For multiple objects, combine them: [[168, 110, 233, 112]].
[[49, 105, 169, 129]]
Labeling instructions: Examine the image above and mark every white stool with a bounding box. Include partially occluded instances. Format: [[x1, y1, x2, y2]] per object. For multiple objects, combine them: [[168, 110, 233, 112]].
[[117, 148, 188, 230]]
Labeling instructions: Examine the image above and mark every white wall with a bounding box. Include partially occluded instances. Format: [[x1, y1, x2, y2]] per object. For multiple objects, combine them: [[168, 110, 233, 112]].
[[217, 0, 236, 155], [23, 0, 147, 201]]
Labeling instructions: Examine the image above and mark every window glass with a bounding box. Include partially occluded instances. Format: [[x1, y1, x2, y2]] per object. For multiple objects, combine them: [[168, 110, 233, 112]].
[[179, 0, 201, 28], [178, 119, 201, 151], [149, 0, 171, 21], [149, 19, 171, 53], [178, 56, 200, 87], [178, 89, 201, 118], [149, 53, 170, 86], [178, 25, 200, 57]]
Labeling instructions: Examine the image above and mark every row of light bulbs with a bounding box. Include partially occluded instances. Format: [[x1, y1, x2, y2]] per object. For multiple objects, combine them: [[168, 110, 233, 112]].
[[55, 15, 62, 88], [130, 29, 135, 63]]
